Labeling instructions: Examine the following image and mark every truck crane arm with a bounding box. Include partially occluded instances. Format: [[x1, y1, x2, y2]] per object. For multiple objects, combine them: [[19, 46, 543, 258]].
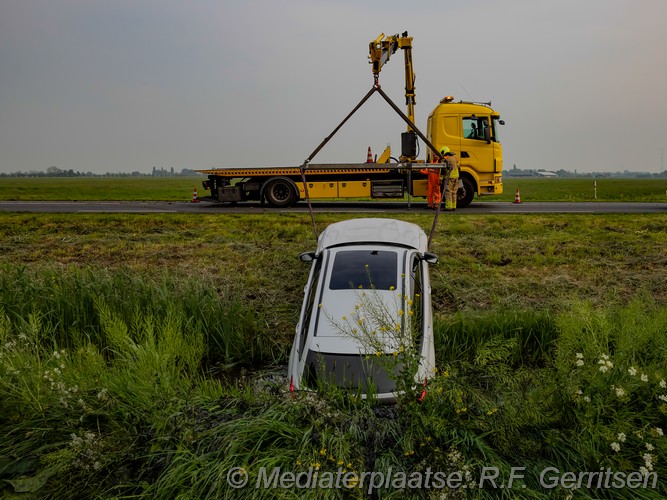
[[368, 32, 416, 131]]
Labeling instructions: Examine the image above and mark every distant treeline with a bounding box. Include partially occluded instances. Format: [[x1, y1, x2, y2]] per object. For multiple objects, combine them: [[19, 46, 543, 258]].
[[0, 166, 199, 178], [2, 166, 666, 178], [505, 167, 667, 178]]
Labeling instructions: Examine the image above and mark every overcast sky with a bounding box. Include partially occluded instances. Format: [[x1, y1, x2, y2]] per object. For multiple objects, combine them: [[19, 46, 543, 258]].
[[1, 0, 665, 175]]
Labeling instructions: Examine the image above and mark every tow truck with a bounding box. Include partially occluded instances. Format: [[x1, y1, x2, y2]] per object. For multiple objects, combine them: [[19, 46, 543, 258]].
[[197, 32, 504, 208]]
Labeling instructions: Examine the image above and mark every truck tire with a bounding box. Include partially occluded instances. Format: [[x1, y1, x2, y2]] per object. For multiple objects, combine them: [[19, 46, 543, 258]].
[[457, 175, 475, 208], [263, 178, 298, 207]]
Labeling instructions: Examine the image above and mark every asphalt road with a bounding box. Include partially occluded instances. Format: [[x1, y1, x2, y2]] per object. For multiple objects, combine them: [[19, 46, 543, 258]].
[[0, 200, 665, 214]]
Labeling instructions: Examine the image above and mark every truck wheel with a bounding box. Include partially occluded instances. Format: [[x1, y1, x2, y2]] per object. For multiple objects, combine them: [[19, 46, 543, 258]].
[[457, 176, 475, 208], [263, 178, 298, 207]]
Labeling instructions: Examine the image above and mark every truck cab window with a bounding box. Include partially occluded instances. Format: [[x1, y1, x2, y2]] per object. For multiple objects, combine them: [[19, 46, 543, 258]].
[[463, 116, 489, 140], [492, 117, 503, 142]]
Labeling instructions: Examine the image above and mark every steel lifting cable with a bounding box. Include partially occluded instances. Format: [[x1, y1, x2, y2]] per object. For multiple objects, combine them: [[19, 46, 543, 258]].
[[299, 86, 378, 241], [371, 86, 450, 249], [299, 80, 450, 250]]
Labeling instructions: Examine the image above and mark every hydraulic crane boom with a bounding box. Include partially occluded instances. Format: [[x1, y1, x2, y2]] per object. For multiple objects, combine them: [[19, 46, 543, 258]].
[[368, 32, 416, 132]]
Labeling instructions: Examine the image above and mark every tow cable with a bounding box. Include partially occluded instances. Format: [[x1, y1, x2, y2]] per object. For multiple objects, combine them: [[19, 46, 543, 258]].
[[299, 79, 449, 251]]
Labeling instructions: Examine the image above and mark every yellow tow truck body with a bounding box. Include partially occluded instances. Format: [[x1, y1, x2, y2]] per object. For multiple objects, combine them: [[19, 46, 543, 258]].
[[196, 32, 504, 208]]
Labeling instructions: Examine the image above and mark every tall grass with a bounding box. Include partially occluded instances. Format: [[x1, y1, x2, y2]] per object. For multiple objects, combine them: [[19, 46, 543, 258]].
[[0, 265, 279, 368], [1, 266, 666, 497]]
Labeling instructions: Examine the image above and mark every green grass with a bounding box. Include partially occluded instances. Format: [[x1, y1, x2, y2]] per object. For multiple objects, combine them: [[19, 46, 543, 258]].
[[1, 212, 667, 498], [1, 176, 666, 202], [0, 176, 204, 201], [497, 177, 667, 203]]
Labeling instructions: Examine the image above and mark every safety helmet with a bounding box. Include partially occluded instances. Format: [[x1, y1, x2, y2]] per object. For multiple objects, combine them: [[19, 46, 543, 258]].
[[439, 146, 450, 155]]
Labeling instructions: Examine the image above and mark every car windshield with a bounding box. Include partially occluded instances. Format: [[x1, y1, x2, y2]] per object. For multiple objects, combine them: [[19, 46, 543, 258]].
[[328, 250, 398, 290]]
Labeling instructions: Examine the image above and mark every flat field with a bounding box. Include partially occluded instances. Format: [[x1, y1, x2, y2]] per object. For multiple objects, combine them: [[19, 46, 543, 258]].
[[500, 177, 667, 202], [1, 210, 666, 498], [0, 176, 204, 201], [1, 176, 667, 203]]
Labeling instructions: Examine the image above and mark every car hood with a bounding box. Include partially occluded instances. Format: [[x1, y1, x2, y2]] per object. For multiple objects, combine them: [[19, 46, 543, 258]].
[[313, 290, 405, 355]]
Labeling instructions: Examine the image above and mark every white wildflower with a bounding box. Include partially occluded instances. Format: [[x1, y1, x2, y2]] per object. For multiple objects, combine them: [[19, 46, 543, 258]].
[[575, 353, 584, 359], [641, 373, 649, 382], [628, 366, 637, 376], [654, 428, 663, 437], [642, 453, 654, 471], [617, 433, 626, 443], [576, 359, 584, 367], [658, 395, 667, 403], [610, 442, 621, 452], [645, 443, 654, 451], [583, 396, 591, 402], [613, 386, 626, 398], [660, 379, 666, 389], [597, 356, 613, 373], [639, 466, 649, 476]]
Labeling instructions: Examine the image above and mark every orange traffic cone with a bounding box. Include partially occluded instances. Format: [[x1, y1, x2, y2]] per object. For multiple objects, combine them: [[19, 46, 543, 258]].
[[366, 147, 373, 163], [513, 188, 521, 204], [192, 187, 200, 203]]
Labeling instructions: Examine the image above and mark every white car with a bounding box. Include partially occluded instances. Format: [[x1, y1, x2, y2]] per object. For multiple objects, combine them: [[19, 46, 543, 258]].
[[288, 218, 437, 403]]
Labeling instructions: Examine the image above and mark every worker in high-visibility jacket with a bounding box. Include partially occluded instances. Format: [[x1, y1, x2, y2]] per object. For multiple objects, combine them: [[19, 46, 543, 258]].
[[442, 146, 459, 211], [420, 153, 442, 209]]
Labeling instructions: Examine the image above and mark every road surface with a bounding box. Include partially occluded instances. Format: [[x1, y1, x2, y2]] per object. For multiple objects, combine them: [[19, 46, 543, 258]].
[[0, 200, 665, 214]]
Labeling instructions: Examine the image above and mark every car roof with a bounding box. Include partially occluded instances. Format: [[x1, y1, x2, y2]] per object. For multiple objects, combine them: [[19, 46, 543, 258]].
[[316, 218, 428, 254]]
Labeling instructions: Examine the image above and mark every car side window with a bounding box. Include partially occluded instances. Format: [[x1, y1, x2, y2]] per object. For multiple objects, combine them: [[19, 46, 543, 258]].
[[299, 257, 322, 356], [410, 255, 425, 348]]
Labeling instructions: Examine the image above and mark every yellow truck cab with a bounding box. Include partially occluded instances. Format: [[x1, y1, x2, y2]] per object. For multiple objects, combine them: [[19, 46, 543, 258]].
[[426, 97, 504, 207]]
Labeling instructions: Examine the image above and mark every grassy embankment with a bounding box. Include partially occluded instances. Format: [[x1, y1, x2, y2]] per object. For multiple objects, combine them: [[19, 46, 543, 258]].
[[1, 176, 666, 203], [1, 211, 667, 498]]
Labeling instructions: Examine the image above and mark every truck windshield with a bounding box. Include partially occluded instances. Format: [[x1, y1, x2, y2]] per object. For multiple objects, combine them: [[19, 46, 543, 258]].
[[329, 250, 398, 290], [492, 117, 503, 142]]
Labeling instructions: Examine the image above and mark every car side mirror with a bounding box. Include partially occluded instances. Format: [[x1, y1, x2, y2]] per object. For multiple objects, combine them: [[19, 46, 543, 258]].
[[422, 252, 438, 264], [300, 252, 317, 263]]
